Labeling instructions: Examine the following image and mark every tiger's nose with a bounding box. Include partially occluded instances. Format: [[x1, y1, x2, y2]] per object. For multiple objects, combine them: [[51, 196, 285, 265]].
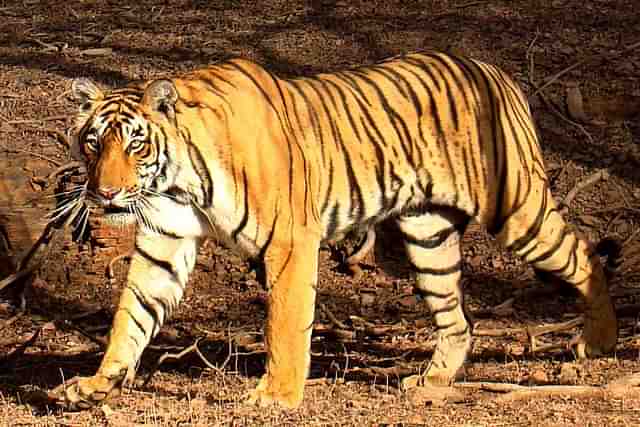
[[97, 187, 120, 200]]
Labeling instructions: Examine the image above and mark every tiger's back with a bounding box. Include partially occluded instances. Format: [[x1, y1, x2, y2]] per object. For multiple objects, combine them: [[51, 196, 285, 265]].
[[273, 52, 544, 241]]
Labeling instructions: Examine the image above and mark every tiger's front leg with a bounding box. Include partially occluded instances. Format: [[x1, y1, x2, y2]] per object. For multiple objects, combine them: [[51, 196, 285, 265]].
[[247, 236, 320, 409], [55, 233, 199, 411]]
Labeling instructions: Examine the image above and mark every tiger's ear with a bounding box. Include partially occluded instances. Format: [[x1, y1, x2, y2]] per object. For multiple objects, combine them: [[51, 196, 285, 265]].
[[71, 78, 103, 112], [142, 79, 178, 120]]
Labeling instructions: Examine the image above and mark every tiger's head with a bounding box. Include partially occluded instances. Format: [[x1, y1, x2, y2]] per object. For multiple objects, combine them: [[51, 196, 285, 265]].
[[63, 78, 183, 228]]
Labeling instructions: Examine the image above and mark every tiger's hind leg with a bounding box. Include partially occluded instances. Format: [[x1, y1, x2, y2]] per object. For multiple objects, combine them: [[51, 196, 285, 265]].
[[496, 187, 617, 358], [397, 208, 471, 390]]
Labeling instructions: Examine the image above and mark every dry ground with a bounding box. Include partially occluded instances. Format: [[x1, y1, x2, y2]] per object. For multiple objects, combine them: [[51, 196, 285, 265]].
[[1, 0, 640, 425]]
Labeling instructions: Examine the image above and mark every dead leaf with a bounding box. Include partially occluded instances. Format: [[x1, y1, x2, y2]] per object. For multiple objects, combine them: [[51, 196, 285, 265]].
[[566, 83, 590, 123]]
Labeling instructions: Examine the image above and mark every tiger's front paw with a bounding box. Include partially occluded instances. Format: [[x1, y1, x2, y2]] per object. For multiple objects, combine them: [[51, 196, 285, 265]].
[[50, 375, 121, 411], [246, 375, 303, 409]]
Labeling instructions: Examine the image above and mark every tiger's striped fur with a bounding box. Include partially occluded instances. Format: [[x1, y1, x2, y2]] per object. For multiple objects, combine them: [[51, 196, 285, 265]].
[[55, 51, 617, 409]]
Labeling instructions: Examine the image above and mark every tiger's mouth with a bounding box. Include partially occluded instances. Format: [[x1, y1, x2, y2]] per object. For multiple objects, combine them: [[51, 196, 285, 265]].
[[102, 205, 136, 226]]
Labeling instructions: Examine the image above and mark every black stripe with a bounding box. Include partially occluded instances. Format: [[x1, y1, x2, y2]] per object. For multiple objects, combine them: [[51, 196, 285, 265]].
[[127, 283, 162, 335], [404, 57, 442, 92], [351, 70, 415, 167], [445, 326, 470, 338], [320, 160, 335, 215], [257, 210, 279, 263], [333, 71, 372, 106], [505, 189, 548, 253], [487, 65, 534, 228], [326, 203, 340, 239], [118, 109, 137, 122], [430, 297, 460, 316], [302, 78, 365, 224], [526, 226, 569, 264], [199, 75, 229, 98], [403, 225, 460, 249], [547, 236, 579, 277], [123, 308, 148, 338], [426, 53, 471, 114], [417, 289, 455, 299], [269, 75, 304, 223], [320, 78, 364, 144], [396, 62, 443, 136], [183, 129, 214, 207], [207, 68, 238, 89], [287, 79, 329, 167], [461, 145, 477, 215], [359, 116, 388, 209], [224, 61, 279, 113], [135, 244, 178, 281], [231, 168, 250, 241], [411, 260, 462, 276]]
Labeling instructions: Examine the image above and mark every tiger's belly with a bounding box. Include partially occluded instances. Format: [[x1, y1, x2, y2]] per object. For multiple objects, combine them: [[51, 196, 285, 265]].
[[319, 166, 479, 242]]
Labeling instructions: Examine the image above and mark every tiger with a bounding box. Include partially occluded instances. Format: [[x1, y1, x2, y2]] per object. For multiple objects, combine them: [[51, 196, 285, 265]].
[[52, 51, 618, 410]]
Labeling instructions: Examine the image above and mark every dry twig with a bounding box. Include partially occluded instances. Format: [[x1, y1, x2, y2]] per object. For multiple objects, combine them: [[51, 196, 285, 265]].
[[0, 328, 41, 363], [560, 169, 609, 214], [526, 33, 595, 144], [107, 251, 133, 280], [31, 161, 84, 189], [319, 302, 349, 330], [142, 338, 225, 388]]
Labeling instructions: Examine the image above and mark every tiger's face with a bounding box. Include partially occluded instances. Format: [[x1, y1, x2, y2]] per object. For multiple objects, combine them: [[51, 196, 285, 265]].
[[68, 78, 181, 227]]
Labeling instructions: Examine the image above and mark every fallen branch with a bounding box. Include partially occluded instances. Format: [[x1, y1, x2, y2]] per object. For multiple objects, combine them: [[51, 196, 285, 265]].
[[456, 378, 640, 403], [0, 211, 68, 303], [142, 338, 219, 388], [319, 302, 349, 330], [31, 161, 84, 189], [560, 170, 609, 214], [0, 267, 36, 292], [0, 328, 41, 364]]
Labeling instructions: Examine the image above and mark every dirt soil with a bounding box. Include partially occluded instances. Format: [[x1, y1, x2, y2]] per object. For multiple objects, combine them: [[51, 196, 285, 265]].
[[1, 1, 640, 425]]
